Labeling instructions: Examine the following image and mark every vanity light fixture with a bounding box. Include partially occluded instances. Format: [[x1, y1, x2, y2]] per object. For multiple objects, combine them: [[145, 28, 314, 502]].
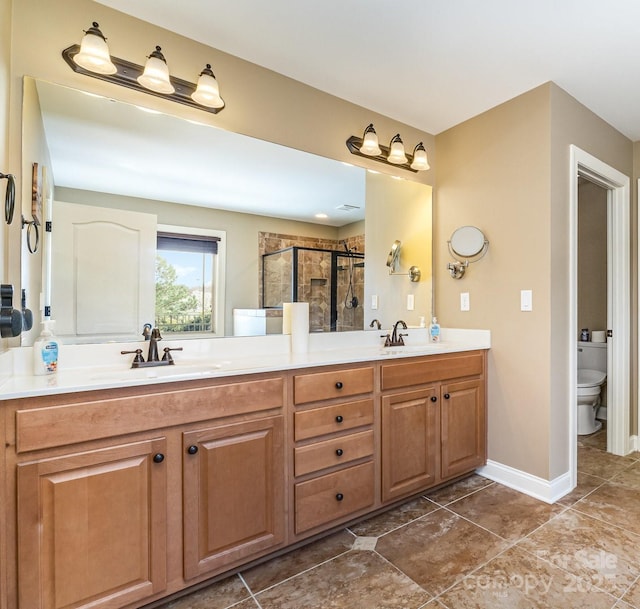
[[63, 22, 226, 114], [346, 124, 429, 173]]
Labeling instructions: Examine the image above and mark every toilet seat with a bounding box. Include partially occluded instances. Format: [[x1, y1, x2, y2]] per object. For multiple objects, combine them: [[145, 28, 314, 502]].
[[578, 368, 606, 388]]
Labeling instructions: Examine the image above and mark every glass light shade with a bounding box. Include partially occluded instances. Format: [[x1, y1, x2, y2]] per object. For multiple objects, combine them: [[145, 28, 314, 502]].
[[359, 123, 381, 156], [191, 64, 224, 108], [387, 134, 408, 164], [73, 22, 117, 75], [137, 46, 175, 94], [410, 143, 430, 171]]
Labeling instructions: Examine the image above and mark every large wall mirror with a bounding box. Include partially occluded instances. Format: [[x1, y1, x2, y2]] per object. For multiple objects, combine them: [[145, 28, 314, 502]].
[[21, 76, 432, 345]]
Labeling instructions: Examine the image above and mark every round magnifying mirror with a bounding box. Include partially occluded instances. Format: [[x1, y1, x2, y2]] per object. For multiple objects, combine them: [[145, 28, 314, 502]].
[[449, 226, 486, 258], [386, 240, 401, 268]]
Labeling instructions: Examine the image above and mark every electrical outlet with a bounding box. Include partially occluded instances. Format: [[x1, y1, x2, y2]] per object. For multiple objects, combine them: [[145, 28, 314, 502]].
[[460, 292, 470, 311], [371, 294, 378, 310], [407, 294, 415, 311]]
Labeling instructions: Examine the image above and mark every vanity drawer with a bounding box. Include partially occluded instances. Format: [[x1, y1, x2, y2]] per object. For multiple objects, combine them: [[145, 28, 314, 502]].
[[294, 430, 374, 477], [381, 352, 484, 391], [293, 366, 374, 405], [294, 461, 374, 534], [294, 399, 374, 441]]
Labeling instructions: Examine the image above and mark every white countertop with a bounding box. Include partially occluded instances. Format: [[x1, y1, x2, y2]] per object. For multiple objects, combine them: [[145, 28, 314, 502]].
[[0, 328, 490, 400]]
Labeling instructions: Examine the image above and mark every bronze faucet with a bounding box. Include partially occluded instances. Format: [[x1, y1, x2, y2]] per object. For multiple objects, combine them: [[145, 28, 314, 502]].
[[380, 320, 408, 347], [369, 319, 382, 330]]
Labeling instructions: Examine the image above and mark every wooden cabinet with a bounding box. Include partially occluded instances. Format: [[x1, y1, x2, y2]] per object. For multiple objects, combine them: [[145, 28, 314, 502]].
[[292, 366, 375, 536], [381, 387, 439, 503], [182, 416, 285, 579], [380, 351, 487, 503], [16, 438, 167, 609]]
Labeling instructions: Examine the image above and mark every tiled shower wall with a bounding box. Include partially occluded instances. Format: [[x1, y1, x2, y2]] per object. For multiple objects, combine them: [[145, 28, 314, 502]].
[[259, 232, 364, 332]]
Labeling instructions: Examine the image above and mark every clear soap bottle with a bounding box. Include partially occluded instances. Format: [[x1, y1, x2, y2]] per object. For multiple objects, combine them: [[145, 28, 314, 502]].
[[430, 316, 440, 343], [33, 321, 59, 375]]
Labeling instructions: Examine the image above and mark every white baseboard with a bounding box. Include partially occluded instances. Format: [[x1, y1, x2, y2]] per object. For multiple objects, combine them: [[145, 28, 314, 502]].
[[477, 459, 573, 504]]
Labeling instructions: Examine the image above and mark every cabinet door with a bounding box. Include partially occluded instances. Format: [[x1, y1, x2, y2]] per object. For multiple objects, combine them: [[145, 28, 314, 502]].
[[381, 387, 439, 503], [183, 416, 284, 580], [441, 378, 486, 479], [17, 438, 167, 609]]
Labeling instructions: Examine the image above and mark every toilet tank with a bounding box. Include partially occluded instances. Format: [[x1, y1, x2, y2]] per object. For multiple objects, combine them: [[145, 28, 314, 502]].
[[577, 341, 607, 372]]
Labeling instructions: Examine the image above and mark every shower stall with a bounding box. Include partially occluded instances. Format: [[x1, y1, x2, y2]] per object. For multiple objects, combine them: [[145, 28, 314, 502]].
[[262, 246, 365, 332]]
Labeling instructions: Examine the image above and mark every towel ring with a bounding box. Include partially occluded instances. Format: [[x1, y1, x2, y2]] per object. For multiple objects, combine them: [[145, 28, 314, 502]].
[[0, 173, 15, 225], [21, 215, 40, 254]]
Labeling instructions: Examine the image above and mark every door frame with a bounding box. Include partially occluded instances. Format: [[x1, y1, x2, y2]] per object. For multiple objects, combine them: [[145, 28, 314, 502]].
[[569, 145, 630, 488]]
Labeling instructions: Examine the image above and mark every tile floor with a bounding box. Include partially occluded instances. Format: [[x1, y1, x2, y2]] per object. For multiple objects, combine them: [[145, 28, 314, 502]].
[[155, 426, 640, 609]]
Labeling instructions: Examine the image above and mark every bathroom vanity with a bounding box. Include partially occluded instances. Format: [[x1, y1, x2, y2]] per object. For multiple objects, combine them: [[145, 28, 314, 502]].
[[0, 335, 488, 609]]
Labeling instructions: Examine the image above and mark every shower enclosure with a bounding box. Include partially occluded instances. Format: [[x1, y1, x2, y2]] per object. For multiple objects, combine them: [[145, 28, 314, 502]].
[[262, 246, 365, 332]]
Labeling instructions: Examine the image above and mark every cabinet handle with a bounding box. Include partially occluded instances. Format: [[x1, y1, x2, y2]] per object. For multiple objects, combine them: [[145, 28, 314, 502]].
[[187, 445, 198, 455], [336, 493, 344, 501], [335, 381, 343, 389], [430, 396, 437, 402], [153, 453, 165, 463], [444, 393, 450, 400], [335, 415, 344, 423], [336, 448, 344, 456]]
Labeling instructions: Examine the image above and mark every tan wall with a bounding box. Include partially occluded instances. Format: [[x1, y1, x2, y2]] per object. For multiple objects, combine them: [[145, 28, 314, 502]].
[[8, 0, 435, 340], [1, 0, 11, 329], [577, 180, 607, 333], [435, 85, 552, 479], [55, 187, 343, 336]]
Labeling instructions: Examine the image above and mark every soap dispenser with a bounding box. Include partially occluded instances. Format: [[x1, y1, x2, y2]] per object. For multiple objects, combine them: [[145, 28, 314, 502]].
[[430, 316, 440, 343], [33, 320, 59, 375]]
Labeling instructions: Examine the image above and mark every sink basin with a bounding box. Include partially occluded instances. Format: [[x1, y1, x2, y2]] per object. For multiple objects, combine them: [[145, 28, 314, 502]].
[[380, 344, 442, 356], [90, 362, 228, 382]]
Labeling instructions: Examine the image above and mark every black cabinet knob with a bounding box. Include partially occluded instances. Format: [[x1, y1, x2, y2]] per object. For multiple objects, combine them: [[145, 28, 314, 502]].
[[336, 448, 344, 456], [444, 393, 450, 400], [335, 381, 343, 389], [430, 396, 437, 402], [335, 415, 344, 423], [336, 493, 344, 501], [153, 453, 165, 463], [187, 445, 198, 455]]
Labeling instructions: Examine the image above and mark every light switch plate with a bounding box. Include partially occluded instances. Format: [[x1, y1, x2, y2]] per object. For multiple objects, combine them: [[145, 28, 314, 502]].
[[371, 295, 378, 310], [407, 294, 415, 311], [521, 290, 533, 311], [460, 292, 470, 311]]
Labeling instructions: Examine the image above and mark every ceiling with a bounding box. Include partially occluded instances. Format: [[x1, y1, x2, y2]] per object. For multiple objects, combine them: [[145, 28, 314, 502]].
[[95, 0, 640, 141]]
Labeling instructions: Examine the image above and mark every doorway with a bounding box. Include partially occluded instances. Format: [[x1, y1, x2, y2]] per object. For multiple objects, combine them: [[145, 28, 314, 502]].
[[569, 145, 630, 490]]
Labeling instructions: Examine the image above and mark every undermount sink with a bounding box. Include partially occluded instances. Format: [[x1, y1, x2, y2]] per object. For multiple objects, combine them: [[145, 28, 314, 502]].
[[380, 344, 442, 355], [90, 362, 228, 382]]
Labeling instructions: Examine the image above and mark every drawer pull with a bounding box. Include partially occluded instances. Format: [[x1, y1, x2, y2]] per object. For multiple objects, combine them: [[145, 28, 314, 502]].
[[444, 393, 451, 400], [336, 493, 344, 501], [187, 445, 198, 455], [335, 415, 344, 423], [336, 448, 344, 456], [335, 381, 343, 389], [430, 396, 437, 402], [153, 453, 165, 464]]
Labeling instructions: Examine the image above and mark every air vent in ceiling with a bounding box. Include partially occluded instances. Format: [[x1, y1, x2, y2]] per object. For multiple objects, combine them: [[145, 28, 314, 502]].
[[335, 204, 361, 212]]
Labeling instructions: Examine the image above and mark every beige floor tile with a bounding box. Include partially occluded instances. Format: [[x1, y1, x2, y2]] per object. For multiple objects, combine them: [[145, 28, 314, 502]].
[[425, 474, 493, 505], [157, 575, 249, 609], [610, 460, 640, 490], [241, 529, 354, 593], [614, 602, 637, 609], [348, 496, 439, 537], [622, 576, 640, 607], [572, 483, 640, 536], [376, 508, 509, 595], [255, 550, 431, 609], [579, 429, 608, 451], [578, 445, 636, 479], [516, 509, 640, 596], [557, 472, 606, 506], [439, 546, 616, 609], [445, 483, 563, 542]]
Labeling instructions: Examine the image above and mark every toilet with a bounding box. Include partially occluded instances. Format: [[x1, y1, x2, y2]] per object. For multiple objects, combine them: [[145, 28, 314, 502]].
[[577, 341, 607, 435]]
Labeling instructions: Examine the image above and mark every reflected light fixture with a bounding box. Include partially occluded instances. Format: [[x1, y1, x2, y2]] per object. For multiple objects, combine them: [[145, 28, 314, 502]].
[[137, 46, 175, 94], [63, 21, 225, 114], [346, 124, 429, 172]]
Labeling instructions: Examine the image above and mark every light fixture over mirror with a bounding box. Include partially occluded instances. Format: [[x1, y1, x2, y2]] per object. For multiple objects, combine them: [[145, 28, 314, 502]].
[[346, 124, 430, 173], [63, 21, 225, 114]]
